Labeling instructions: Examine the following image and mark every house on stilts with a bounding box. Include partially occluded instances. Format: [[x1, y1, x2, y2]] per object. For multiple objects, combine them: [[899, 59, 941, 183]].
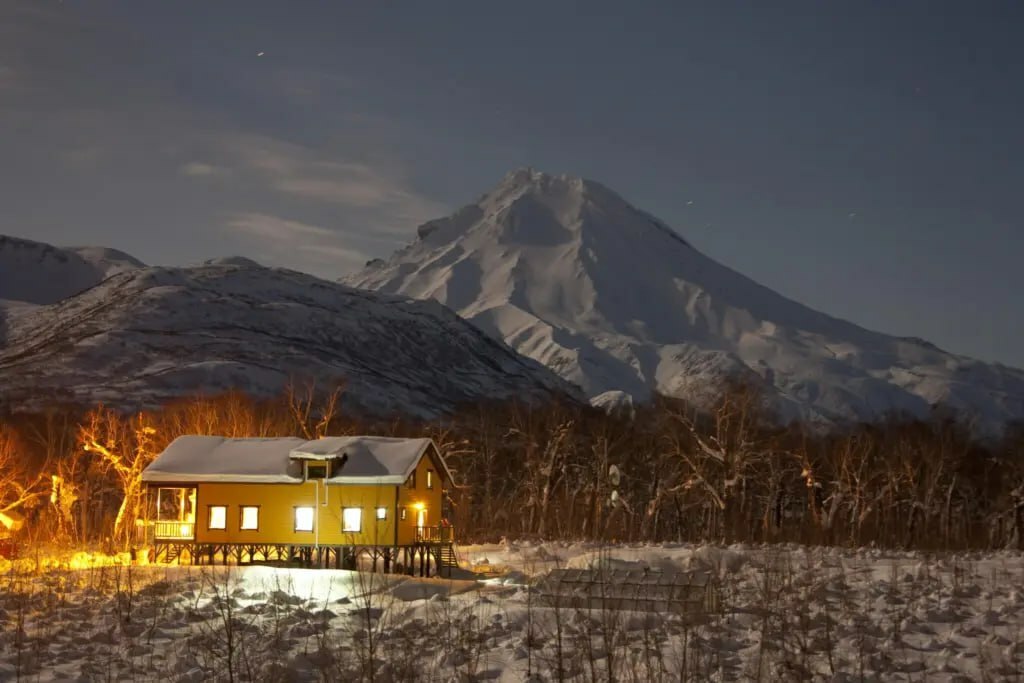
[[136, 435, 458, 577]]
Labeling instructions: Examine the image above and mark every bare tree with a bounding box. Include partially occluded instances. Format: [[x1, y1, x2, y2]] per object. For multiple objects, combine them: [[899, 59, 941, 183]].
[[78, 408, 159, 550], [286, 381, 344, 439], [0, 427, 47, 519]]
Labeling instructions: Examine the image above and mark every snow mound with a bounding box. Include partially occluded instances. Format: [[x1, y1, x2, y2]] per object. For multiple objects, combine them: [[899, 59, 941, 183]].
[[345, 169, 1024, 433]]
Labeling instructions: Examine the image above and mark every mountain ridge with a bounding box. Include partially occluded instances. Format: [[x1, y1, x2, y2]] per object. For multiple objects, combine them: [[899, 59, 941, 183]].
[[0, 262, 578, 417], [0, 235, 144, 305], [345, 169, 1024, 431]]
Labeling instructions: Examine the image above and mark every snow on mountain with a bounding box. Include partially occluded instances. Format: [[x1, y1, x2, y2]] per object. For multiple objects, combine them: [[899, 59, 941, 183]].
[[345, 168, 1024, 430], [201, 256, 263, 268], [0, 235, 144, 305], [0, 262, 575, 417], [65, 245, 145, 275]]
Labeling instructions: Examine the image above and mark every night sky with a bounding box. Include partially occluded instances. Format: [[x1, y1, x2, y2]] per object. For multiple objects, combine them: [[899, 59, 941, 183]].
[[2, 1, 1022, 367]]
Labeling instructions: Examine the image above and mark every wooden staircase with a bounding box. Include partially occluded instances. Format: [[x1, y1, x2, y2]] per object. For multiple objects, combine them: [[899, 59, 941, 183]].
[[163, 544, 182, 563], [438, 544, 459, 577], [151, 542, 189, 564]]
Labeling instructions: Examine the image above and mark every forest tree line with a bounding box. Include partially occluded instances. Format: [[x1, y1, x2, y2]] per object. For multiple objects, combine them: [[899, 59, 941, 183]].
[[1, 382, 1023, 553]]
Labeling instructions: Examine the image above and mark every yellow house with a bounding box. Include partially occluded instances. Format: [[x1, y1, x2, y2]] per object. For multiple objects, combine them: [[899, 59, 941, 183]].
[[139, 435, 456, 575]]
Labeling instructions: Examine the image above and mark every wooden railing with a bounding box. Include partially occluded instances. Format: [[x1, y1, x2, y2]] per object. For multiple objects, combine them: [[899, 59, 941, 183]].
[[136, 520, 195, 542], [415, 525, 455, 544], [155, 521, 195, 539]]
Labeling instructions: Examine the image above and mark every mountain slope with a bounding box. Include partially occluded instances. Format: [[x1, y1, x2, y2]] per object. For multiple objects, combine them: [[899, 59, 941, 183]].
[[0, 262, 576, 416], [0, 235, 144, 305], [344, 169, 1024, 429]]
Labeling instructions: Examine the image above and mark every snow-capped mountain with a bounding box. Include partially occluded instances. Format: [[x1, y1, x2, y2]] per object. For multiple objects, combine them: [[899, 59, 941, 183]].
[[0, 262, 576, 416], [0, 235, 144, 305], [345, 168, 1024, 429], [201, 256, 263, 268]]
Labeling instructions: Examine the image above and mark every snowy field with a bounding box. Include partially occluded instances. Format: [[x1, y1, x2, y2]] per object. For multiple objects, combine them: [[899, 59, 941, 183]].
[[2, 542, 1023, 681]]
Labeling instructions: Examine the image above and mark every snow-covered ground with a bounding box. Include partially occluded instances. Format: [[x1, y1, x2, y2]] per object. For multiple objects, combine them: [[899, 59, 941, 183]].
[[2, 542, 1022, 681]]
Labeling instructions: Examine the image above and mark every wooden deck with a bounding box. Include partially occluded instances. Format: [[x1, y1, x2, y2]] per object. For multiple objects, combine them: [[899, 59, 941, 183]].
[[138, 524, 460, 577]]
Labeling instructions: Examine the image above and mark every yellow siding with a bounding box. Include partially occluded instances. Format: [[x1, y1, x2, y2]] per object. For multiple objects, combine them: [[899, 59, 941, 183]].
[[396, 447, 448, 545], [195, 481, 398, 546]]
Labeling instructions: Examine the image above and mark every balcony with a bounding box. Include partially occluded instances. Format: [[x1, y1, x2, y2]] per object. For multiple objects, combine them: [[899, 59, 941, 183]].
[[155, 520, 195, 539], [136, 519, 195, 544], [414, 524, 455, 544]]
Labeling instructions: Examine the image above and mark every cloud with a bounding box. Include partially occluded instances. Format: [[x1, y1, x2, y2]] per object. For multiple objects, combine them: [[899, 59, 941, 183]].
[[275, 175, 391, 207], [184, 132, 447, 276], [224, 211, 369, 272], [220, 133, 445, 236], [180, 161, 230, 178], [226, 212, 337, 241]]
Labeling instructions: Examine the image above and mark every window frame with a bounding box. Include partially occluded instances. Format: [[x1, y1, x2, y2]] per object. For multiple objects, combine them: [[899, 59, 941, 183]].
[[426, 469, 434, 490], [239, 505, 260, 531], [208, 505, 227, 531], [294, 506, 315, 533], [399, 507, 407, 521], [342, 507, 363, 533], [375, 506, 388, 521]]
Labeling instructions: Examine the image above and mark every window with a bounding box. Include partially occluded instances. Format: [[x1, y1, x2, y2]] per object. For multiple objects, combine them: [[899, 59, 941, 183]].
[[406, 471, 416, 489], [157, 487, 194, 522], [375, 506, 387, 520], [342, 507, 362, 532], [400, 507, 407, 521], [208, 505, 227, 530], [306, 462, 328, 479], [240, 506, 259, 531], [426, 469, 434, 490], [294, 506, 314, 532]]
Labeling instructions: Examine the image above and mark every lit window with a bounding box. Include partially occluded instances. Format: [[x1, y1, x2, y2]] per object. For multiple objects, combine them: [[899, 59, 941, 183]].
[[294, 506, 314, 532], [342, 507, 362, 532], [406, 471, 416, 489], [375, 506, 387, 520], [427, 469, 434, 490], [400, 507, 407, 521], [240, 506, 259, 530], [208, 506, 227, 530]]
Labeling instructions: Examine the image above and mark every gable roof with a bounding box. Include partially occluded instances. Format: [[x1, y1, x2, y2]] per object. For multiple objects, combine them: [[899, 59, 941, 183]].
[[143, 436, 307, 483], [290, 436, 440, 484], [142, 435, 451, 485]]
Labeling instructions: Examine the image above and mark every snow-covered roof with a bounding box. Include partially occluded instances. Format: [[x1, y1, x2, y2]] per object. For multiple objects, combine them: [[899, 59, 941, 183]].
[[142, 436, 308, 484], [143, 435, 449, 485], [291, 436, 450, 484]]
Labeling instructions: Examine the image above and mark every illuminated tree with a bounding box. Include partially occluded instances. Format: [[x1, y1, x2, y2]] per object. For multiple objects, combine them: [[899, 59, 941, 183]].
[[78, 407, 159, 550], [0, 427, 46, 522], [286, 381, 344, 439]]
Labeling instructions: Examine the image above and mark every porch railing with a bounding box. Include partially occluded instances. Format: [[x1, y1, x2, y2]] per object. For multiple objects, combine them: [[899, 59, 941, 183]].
[[415, 525, 455, 544], [155, 521, 195, 539], [135, 520, 195, 543]]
